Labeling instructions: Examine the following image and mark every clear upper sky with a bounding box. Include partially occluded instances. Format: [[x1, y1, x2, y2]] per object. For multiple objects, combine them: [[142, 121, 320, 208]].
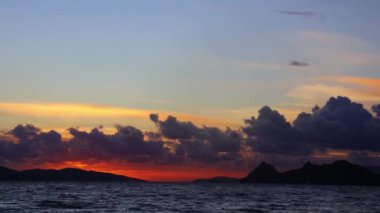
[[1, 0, 380, 131]]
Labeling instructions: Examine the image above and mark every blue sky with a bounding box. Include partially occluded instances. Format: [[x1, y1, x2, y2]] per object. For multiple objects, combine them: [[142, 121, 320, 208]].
[[1, 0, 380, 131]]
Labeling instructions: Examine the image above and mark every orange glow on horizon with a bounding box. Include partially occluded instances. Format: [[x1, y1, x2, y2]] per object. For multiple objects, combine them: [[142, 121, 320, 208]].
[[19, 161, 247, 182]]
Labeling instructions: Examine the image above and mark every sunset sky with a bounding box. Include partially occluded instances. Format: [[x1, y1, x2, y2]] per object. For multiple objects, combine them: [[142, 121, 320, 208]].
[[1, 0, 380, 182]]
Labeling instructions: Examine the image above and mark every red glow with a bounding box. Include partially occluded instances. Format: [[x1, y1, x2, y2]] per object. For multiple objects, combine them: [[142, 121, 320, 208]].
[[20, 161, 246, 182]]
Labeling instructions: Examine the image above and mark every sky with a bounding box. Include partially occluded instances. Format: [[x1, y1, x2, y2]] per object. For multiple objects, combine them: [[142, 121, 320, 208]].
[[1, 0, 380, 182]]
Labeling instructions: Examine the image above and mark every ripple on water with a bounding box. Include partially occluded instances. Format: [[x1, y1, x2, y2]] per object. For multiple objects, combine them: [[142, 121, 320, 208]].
[[0, 183, 379, 212], [36, 200, 93, 209]]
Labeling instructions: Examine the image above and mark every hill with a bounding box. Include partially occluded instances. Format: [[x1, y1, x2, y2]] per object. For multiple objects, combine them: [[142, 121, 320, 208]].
[[241, 160, 380, 185], [0, 166, 145, 182]]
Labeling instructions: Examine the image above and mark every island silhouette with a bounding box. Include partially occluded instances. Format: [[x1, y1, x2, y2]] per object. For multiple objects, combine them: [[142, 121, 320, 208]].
[[1, 160, 379, 185], [0, 166, 145, 182], [195, 160, 380, 185]]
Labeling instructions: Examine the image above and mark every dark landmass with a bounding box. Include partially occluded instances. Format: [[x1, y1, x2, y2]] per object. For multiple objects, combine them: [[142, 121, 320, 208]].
[[241, 160, 380, 185], [241, 162, 281, 183], [193, 176, 240, 183], [0, 166, 145, 182], [366, 166, 380, 174], [0, 166, 18, 180], [2, 160, 378, 185]]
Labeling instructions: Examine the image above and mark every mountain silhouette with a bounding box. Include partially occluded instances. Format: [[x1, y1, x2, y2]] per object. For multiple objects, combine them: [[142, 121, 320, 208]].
[[241, 162, 281, 183], [0, 166, 19, 180], [193, 176, 240, 183], [0, 166, 145, 182], [366, 166, 380, 174], [242, 160, 380, 185]]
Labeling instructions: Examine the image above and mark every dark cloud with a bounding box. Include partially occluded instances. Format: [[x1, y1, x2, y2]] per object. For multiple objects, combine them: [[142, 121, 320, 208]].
[[0, 117, 247, 167], [149, 113, 159, 123], [0, 124, 171, 166], [243, 106, 315, 155], [244, 96, 380, 157], [294, 96, 379, 151], [67, 125, 170, 162], [372, 104, 380, 117], [290, 61, 309, 67], [150, 114, 245, 164], [144, 131, 162, 141], [150, 114, 199, 139], [0, 96, 380, 170], [10, 124, 40, 140], [1, 125, 67, 164]]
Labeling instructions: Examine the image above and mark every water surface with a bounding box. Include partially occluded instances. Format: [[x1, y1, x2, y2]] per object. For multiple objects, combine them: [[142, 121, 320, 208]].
[[1, 182, 379, 212]]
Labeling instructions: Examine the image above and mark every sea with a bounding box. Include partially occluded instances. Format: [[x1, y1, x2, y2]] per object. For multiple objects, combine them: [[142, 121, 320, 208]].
[[0, 182, 380, 212]]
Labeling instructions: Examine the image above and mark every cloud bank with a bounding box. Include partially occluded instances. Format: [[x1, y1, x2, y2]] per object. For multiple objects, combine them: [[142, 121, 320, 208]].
[[245, 97, 380, 155], [0, 96, 380, 170]]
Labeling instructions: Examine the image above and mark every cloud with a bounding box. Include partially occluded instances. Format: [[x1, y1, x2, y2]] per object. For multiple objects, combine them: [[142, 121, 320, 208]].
[[0, 102, 150, 119], [287, 84, 352, 103], [0, 124, 67, 164], [149, 114, 199, 140], [276, 10, 316, 17], [372, 104, 380, 117], [10, 124, 41, 140], [290, 61, 309, 67], [150, 114, 245, 164], [243, 106, 315, 156], [0, 114, 248, 168], [298, 31, 364, 47], [287, 76, 380, 106], [233, 60, 315, 72], [0, 125, 172, 166], [294, 31, 380, 69], [0, 102, 236, 130], [320, 76, 380, 97], [0, 96, 379, 172], [67, 125, 170, 163], [244, 96, 380, 157], [294, 96, 380, 151]]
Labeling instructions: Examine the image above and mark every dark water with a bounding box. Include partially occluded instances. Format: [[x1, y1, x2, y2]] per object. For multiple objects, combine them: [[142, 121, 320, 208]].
[[1, 183, 380, 212]]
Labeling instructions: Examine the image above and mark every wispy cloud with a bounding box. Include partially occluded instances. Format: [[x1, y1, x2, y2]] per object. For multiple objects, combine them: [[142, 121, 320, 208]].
[[298, 31, 364, 46], [233, 60, 316, 72], [276, 10, 317, 17], [294, 31, 380, 69], [287, 76, 380, 106], [0, 102, 236, 129], [319, 76, 380, 100], [0, 102, 149, 118], [287, 84, 351, 102], [283, 31, 380, 108], [319, 76, 380, 89]]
